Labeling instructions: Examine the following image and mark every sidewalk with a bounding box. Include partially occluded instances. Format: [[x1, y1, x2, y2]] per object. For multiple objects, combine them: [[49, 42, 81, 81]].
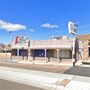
[[0, 66, 90, 90], [17, 59, 82, 66]]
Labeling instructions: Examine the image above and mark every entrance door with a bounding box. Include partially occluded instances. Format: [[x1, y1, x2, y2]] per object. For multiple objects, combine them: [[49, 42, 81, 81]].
[[89, 48, 90, 56]]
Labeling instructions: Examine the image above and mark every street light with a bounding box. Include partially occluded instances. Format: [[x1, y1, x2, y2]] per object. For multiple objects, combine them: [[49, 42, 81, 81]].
[[8, 31, 14, 61], [9, 31, 13, 43]]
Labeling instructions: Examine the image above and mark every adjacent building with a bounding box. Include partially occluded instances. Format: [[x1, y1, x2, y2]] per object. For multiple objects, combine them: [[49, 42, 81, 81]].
[[78, 34, 90, 61]]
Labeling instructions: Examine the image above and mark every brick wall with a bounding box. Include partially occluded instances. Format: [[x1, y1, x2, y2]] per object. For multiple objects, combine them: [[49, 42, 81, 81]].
[[82, 40, 90, 60]]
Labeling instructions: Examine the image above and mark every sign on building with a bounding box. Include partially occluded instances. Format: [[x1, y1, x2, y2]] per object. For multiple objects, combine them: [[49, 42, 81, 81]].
[[68, 21, 77, 35], [15, 36, 29, 46]]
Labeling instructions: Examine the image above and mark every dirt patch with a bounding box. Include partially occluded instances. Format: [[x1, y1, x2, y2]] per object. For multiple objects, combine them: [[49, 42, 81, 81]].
[[56, 79, 70, 87]]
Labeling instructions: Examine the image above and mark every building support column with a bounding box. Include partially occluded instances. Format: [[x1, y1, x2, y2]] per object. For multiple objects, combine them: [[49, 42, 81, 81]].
[[5, 46, 7, 60], [44, 49, 48, 63], [56, 49, 60, 62], [17, 49, 19, 60], [11, 49, 12, 60], [28, 48, 31, 62]]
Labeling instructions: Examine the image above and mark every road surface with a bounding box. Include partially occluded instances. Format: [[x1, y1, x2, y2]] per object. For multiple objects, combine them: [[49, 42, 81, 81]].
[[0, 79, 45, 90]]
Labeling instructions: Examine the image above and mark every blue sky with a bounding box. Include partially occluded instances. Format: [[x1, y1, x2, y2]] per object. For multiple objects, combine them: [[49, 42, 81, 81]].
[[0, 0, 90, 44]]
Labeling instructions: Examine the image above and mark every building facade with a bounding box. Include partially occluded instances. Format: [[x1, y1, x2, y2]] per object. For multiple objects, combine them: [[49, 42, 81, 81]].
[[11, 35, 80, 63]]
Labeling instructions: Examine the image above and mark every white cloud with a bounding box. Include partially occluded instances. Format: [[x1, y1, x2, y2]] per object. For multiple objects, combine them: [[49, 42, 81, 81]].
[[0, 19, 26, 32], [29, 29, 35, 32], [41, 23, 59, 29]]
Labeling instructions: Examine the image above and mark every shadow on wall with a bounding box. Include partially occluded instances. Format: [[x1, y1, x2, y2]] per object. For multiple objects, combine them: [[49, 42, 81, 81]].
[[63, 66, 90, 77]]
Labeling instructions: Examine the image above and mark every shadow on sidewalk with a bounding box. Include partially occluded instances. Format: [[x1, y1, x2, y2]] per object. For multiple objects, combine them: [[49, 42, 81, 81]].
[[63, 66, 90, 77]]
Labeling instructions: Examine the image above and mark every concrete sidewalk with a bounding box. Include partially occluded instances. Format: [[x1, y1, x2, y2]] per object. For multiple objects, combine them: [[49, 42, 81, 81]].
[[17, 59, 82, 66], [0, 66, 90, 90], [0, 59, 82, 67]]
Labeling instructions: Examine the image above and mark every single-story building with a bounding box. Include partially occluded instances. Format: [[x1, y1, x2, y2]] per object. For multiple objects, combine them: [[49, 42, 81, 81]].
[[11, 35, 80, 63]]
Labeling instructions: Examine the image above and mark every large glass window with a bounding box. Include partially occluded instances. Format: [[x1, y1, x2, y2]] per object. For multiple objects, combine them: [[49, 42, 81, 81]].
[[11, 49, 17, 55], [19, 49, 28, 56], [34, 49, 48, 57], [59, 50, 71, 58]]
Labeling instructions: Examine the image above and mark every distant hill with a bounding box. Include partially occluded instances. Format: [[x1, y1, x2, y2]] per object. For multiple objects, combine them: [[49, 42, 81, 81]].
[[78, 34, 90, 41]]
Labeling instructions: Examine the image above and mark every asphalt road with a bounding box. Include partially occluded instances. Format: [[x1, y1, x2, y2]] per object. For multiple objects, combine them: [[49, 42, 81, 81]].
[[0, 79, 45, 90]]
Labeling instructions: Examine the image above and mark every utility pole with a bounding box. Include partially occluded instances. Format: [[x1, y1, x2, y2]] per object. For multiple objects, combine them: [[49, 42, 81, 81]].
[[68, 21, 78, 66]]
